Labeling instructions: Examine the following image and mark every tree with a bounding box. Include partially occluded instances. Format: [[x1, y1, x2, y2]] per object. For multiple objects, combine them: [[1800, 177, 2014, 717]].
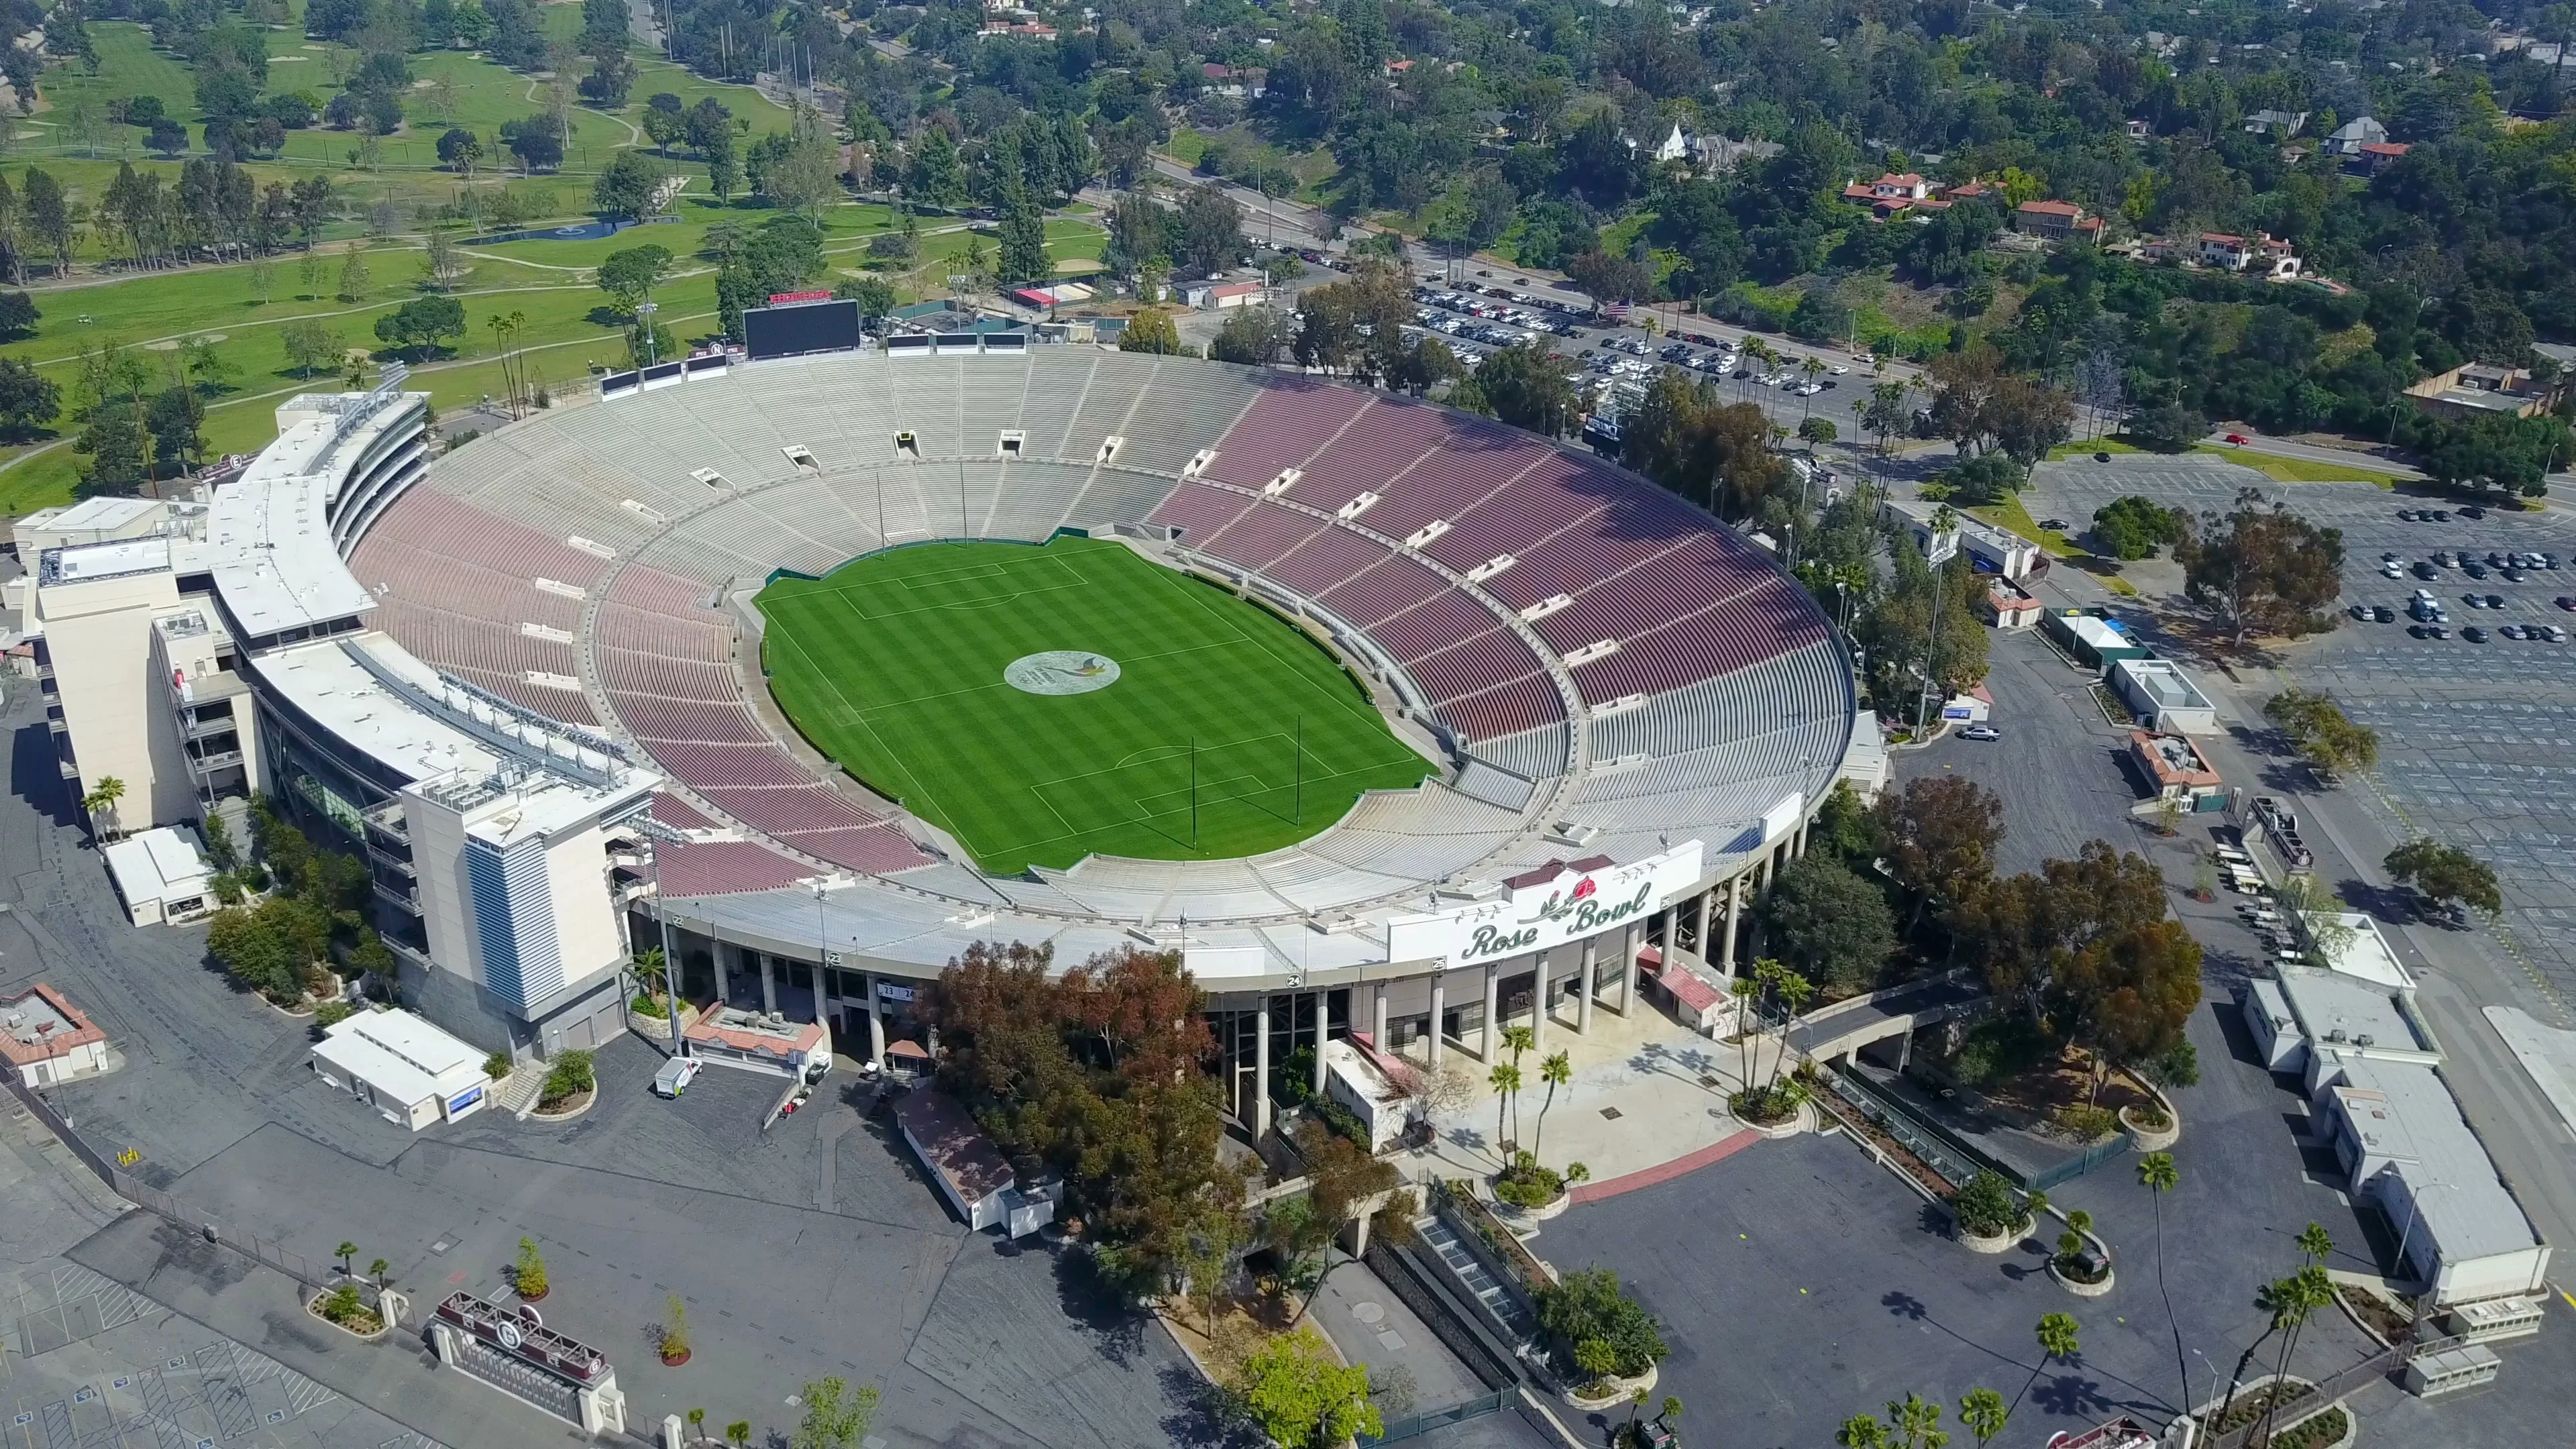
[[2178, 490, 2345, 645], [659, 1294, 690, 1362], [1873, 775, 2006, 929], [0, 356, 61, 437], [2384, 838, 2502, 918], [1958, 1389, 2006, 1449], [592, 151, 672, 223], [1472, 339, 1582, 438], [513, 1236, 547, 1299], [1534, 1269, 1666, 1379], [372, 296, 467, 358], [1620, 371, 1786, 517], [1489, 1060, 1520, 1146], [436, 127, 483, 175], [2090, 496, 2188, 560], [1236, 1326, 1381, 1449], [2055, 916, 2202, 1102], [905, 129, 967, 210], [996, 193, 1050, 288], [1212, 305, 1297, 366], [2261, 689, 2378, 779], [1567, 249, 1654, 309], [2011, 1312, 2080, 1415], [146, 384, 206, 474], [335, 243, 372, 303], [1174, 183, 1245, 276], [1886, 1393, 1948, 1449], [724, 1421, 751, 1448], [2256, 1261, 2334, 1448], [0, 290, 36, 340], [2138, 1152, 2186, 1415], [596, 244, 673, 315], [1762, 855, 1898, 989], [369, 1256, 390, 1285], [1799, 416, 1838, 445], [1533, 1051, 1571, 1159], [1839, 1413, 1891, 1449], [281, 319, 343, 379], [1119, 307, 1180, 354], [421, 229, 464, 292], [333, 1240, 358, 1275], [790, 1376, 879, 1449], [833, 274, 896, 328], [500, 113, 565, 172]]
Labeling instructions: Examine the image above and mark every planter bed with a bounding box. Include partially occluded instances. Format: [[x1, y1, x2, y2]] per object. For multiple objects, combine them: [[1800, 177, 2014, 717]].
[[2046, 1256, 2115, 1297], [1564, 1362, 1656, 1413], [307, 1291, 388, 1341], [530, 1088, 596, 1122], [1955, 1216, 2030, 1254]]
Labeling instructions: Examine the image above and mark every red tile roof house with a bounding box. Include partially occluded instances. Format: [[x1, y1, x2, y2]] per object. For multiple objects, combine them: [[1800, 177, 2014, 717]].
[[1635, 944, 1732, 1035], [2016, 199, 2106, 242], [2198, 232, 2258, 270], [0, 984, 109, 1088], [1841, 172, 1933, 218], [893, 1087, 1058, 1237], [2355, 141, 2412, 175]]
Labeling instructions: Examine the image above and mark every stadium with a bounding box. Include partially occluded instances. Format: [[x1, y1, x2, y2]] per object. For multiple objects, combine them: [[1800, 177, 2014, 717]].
[[26, 333, 1863, 1122]]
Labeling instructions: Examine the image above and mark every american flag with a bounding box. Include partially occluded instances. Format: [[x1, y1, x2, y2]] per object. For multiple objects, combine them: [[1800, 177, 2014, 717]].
[[1603, 299, 1634, 321]]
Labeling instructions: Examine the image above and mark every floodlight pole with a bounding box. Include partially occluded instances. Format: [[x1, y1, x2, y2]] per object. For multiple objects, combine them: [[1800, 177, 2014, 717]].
[[1293, 714, 1303, 824], [635, 815, 692, 1059]]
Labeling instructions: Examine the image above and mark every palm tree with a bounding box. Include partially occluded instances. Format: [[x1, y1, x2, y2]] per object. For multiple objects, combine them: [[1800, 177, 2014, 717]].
[[1886, 1392, 1947, 1449], [2138, 1152, 2186, 1413], [1489, 1061, 1521, 1148], [368, 1257, 390, 1286], [1958, 1387, 2006, 1449], [2256, 1261, 2334, 1446], [1501, 1022, 1535, 1067], [1534, 1051, 1572, 1158], [2011, 1312, 2081, 1415], [335, 1241, 358, 1276], [1801, 356, 1827, 420], [81, 775, 125, 839], [1729, 977, 1759, 1085], [1837, 1413, 1890, 1448], [1766, 967, 1813, 1092]]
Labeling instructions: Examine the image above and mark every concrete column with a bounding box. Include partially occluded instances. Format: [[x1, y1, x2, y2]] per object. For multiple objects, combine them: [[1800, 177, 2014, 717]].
[[1532, 954, 1550, 1053], [1482, 964, 1501, 1061], [758, 953, 777, 1014], [862, 973, 885, 1063], [1312, 989, 1328, 1096], [1694, 890, 1713, 961], [1794, 822, 1810, 859], [1720, 875, 1743, 976], [1619, 923, 1640, 1012], [1895, 1030, 1913, 1073], [1578, 938, 1597, 1034], [1428, 977, 1446, 1066], [1373, 985, 1388, 1049], [1254, 999, 1273, 1138]]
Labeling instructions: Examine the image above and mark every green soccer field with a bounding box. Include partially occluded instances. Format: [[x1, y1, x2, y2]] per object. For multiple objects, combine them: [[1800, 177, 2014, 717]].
[[756, 537, 1436, 875]]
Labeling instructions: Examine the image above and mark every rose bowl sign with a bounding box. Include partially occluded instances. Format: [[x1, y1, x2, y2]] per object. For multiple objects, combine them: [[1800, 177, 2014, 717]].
[[1387, 841, 1705, 972]]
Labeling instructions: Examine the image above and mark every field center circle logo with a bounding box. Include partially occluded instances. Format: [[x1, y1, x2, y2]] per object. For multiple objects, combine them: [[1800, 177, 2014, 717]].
[[1004, 651, 1122, 696]]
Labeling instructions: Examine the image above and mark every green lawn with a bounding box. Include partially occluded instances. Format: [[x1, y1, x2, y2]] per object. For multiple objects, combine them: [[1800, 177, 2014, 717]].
[[757, 537, 1432, 874]]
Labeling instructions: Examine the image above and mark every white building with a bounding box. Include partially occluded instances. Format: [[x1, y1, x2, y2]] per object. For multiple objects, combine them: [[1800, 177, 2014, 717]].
[[2109, 657, 2217, 734], [1879, 498, 2043, 580], [101, 825, 217, 926], [1321, 1036, 1415, 1152], [893, 1087, 1056, 1237], [2238, 939, 2551, 1307], [307, 1008, 493, 1131]]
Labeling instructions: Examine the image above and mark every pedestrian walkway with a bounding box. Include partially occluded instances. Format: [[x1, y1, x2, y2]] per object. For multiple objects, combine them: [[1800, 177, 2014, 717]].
[[1386, 995, 1785, 1187]]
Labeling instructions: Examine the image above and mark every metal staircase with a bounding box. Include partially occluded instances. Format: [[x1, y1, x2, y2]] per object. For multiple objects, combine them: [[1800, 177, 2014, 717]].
[[1416, 1215, 1536, 1344]]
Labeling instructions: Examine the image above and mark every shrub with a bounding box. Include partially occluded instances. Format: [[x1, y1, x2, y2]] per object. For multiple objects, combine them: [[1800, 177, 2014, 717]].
[[513, 1236, 548, 1299], [2129, 1102, 2173, 1130], [2143, 1039, 2200, 1088], [322, 1283, 365, 1323], [540, 1049, 596, 1108], [1534, 1269, 1666, 1379], [483, 1051, 513, 1080], [629, 992, 668, 1018], [1309, 1095, 1370, 1150], [2051, 1104, 2119, 1142], [1949, 1170, 2025, 1238], [1728, 1082, 1803, 1125], [660, 1293, 690, 1361], [314, 999, 353, 1026], [1493, 1150, 1564, 1208]]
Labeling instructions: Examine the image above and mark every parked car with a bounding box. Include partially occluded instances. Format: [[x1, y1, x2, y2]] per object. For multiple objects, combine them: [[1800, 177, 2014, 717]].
[[652, 1056, 702, 1098], [2223, 432, 2250, 445], [2486, 594, 2506, 609], [2460, 505, 2487, 519], [2463, 626, 2489, 643], [1959, 724, 2002, 741]]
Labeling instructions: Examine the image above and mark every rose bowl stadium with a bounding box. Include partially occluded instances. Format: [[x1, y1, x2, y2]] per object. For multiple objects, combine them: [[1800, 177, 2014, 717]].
[[22, 330, 1865, 1121]]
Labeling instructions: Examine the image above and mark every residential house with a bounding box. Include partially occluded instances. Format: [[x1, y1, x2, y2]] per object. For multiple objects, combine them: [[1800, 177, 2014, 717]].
[[2015, 199, 2106, 244], [2123, 119, 2153, 140], [1941, 179, 1994, 204], [2243, 108, 2310, 137], [2354, 141, 2412, 176], [1646, 122, 1688, 164], [2322, 116, 2390, 155], [1199, 62, 1267, 98], [2198, 232, 2257, 270], [1841, 172, 1933, 219], [2406, 362, 2569, 421], [1692, 135, 1781, 172]]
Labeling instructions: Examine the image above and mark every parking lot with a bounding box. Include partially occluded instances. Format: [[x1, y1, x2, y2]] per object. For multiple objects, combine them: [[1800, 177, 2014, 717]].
[[2023, 460, 2576, 1014]]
